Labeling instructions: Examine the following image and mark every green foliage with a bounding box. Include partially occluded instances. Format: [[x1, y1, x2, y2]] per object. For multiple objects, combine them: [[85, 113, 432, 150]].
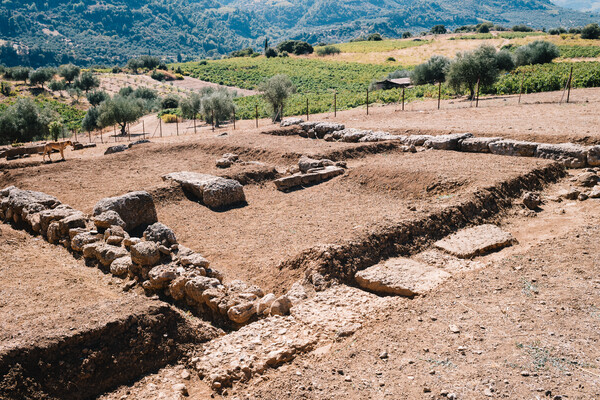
[[316, 46, 341, 56], [276, 40, 313, 55], [230, 48, 255, 58], [402, 31, 412, 39], [29, 67, 56, 88], [430, 25, 447, 35], [82, 106, 100, 132], [496, 50, 515, 72], [447, 45, 504, 99], [448, 33, 494, 40], [265, 48, 278, 58], [515, 40, 560, 66], [0, 97, 55, 144], [0, 81, 12, 96], [74, 71, 100, 93], [161, 95, 180, 109], [558, 45, 600, 58], [200, 88, 236, 126], [412, 55, 450, 84], [97, 95, 145, 135], [512, 24, 534, 32], [581, 23, 600, 40], [4, 66, 31, 82], [498, 31, 545, 39], [258, 74, 296, 121], [48, 120, 64, 141], [48, 79, 66, 93], [387, 70, 411, 79], [180, 92, 202, 120], [86, 90, 109, 107], [58, 64, 80, 84], [492, 62, 600, 95], [549, 27, 567, 35], [151, 70, 168, 81], [367, 33, 383, 41]]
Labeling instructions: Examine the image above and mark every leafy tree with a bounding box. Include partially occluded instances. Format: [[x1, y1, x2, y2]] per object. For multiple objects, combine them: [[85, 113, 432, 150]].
[[265, 48, 278, 58], [430, 25, 447, 34], [87, 89, 109, 107], [446, 45, 503, 99], [200, 88, 236, 127], [258, 74, 296, 122], [367, 33, 383, 41], [48, 120, 65, 141], [82, 106, 100, 133], [581, 23, 600, 40], [277, 40, 313, 55], [161, 95, 179, 109], [402, 31, 412, 38], [29, 67, 56, 89], [0, 81, 12, 96], [68, 87, 83, 104], [512, 24, 534, 32], [387, 69, 411, 79], [230, 48, 255, 58], [97, 95, 144, 136], [495, 50, 515, 71], [119, 86, 134, 97], [58, 64, 80, 84], [49, 79, 66, 94], [74, 71, 100, 93], [133, 87, 158, 100], [0, 98, 55, 144], [478, 22, 493, 33], [412, 55, 450, 84], [4, 66, 31, 82], [127, 58, 144, 74], [139, 55, 160, 70], [316, 46, 341, 56], [180, 92, 202, 124], [514, 40, 560, 66]]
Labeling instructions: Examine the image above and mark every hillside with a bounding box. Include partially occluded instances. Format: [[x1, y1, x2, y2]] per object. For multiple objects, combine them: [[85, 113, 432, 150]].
[[0, 0, 598, 67]]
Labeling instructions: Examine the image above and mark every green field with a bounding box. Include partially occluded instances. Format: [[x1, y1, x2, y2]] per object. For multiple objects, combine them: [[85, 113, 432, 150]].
[[449, 32, 547, 41], [559, 45, 600, 58], [319, 39, 430, 53]]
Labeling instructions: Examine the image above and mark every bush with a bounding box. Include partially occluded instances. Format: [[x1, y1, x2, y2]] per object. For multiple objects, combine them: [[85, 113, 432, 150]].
[[230, 47, 255, 58], [161, 113, 178, 123], [58, 64, 80, 84], [386, 57, 396, 62], [581, 23, 600, 40], [430, 25, 447, 35], [97, 95, 145, 135], [280, 51, 289, 58], [478, 22, 493, 33], [200, 88, 236, 126], [48, 79, 66, 93], [512, 24, 534, 32], [1, 81, 12, 96], [387, 70, 411, 79], [548, 27, 567, 35], [4, 66, 31, 82], [86, 89, 109, 107], [74, 71, 100, 92], [569, 27, 582, 34], [265, 47, 278, 58], [82, 106, 100, 132], [367, 33, 383, 41], [161, 95, 179, 109], [29, 67, 56, 88], [402, 31, 412, 38], [0, 98, 55, 144], [515, 40, 560, 66], [151, 70, 167, 81], [447, 45, 504, 99], [258, 74, 296, 121], [276, 40, 314, 55], [48, 120, 65, 141], [495, 50, 515, 71], [180, 92, 202, 121], [112, 66, 122, 73], [412, 55, 450, 84], [316, 45, 341, 56]]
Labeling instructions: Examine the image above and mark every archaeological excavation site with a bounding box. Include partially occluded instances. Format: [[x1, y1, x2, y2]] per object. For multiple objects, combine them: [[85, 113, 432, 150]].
[[2, 94, 600, 400]]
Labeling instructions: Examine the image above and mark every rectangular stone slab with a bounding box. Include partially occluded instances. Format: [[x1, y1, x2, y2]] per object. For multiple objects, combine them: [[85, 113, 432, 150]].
[[434, 224, 516, 259], [355, 258, 451, 297]]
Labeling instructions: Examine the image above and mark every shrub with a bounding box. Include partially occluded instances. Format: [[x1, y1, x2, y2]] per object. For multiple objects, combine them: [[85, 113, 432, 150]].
[[58, 64, 80, 84], [402, 31, 412, 38], [161, 95, 179, 109], [258, 74, 296, 121], [496, 50, 515, 71], [48, 79, 66, 93], [161, 113, 178, 123], [569, 27, 582, 34], [367, 33, 383, 41], [280, 51, 289, 57], [4, 66, 31, 82], [549, 27, 567, 35], [48, 120, 65, 141], [412, 55, 450, 84], [515, 40, 560, 66], [265, 47, 278, 58], [151, 70, 167, 81], [478, 22, 493, 33], [387, 70, 411, 79], [82, 106, 100, 132], [386, 57, 396, 62], [1, 81, 12, 96], [0, 98, 55, 144], [581, 23, 600, 40], [180, 92, 202, 121], [97, 95, 145, 136], [230, 47, 255, 58], [447, 45, 504, 99], [316, 45, 341, 56], [276, 40, 314, 55], [112, 66, 122, 73], [74, 71, 100, 92], [430, 25, 447, 35], [513, 24, 534, 32], [86, 89, 109, 107], [29, 67, 56, 88], [200, 88, 236, 127]]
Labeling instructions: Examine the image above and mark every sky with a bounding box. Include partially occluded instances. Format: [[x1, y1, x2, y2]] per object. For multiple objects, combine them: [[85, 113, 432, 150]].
[[552, 0, 600, 11]]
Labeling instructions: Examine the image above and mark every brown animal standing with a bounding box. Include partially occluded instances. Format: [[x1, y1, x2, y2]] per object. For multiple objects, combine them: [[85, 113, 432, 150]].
[[42, 141, 73, 162]]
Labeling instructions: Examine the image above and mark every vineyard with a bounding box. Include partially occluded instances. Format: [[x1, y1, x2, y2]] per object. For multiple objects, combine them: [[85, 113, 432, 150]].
[[558, 45, 600, 58], [319, 39, 430, 54], [0, 95, 86, 133]]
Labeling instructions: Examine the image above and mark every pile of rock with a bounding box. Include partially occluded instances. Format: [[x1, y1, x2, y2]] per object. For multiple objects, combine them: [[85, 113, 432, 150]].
[[274, 156, 346, 191], [325, 128, 406, 143], [280, 117, 304, 127], [163, 171, 246, 209], [72, 142, 97, 151], [104, 140, 151, 155], [423, 133, 474, 150], [299, 122, 345, 139], [1, 186, 292, 329], [216, 153, 240, 168], [556, 170, 600, 201]]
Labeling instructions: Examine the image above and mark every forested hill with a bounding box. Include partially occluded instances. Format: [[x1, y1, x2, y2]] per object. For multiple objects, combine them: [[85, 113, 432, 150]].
[[0, 0, 598, 67]]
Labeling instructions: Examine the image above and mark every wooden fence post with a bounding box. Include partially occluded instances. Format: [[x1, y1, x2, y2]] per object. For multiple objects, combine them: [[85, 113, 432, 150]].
[[402, 88, 405, 111], [143, 120, 145, 140], [475, 78, 481, 108], [255, 104, 258, 128], [519, 71, 525, 104], [437, 82, 441, 110], [306, 97, 309, 121], [176, 118, 179, 136], [159, 118, 162, 137], [113, 125, 117, 142], [233, 109, 236, 130], [334, 92, 337, 117], [366, 89, 369, 115], [212, 110, 215, 131], [567, 66, 573, 104]]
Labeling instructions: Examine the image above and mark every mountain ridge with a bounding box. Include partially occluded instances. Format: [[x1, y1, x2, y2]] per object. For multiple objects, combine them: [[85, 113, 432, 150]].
[[0, 0, 598, 67]]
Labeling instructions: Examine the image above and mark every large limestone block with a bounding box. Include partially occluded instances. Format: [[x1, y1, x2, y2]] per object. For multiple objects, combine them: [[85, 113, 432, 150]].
[[535, 143, 588, 168], [274, 166, 344, 191], [92, 191, 158, 232], [423, 133, 473, 151], [434, 224, 516, 258], [163, 171, 246, 209], [459, 137, 503, 153], [355, 258, 451, 297], [588, 146, 600, 167], [489, 140, 538, 157]]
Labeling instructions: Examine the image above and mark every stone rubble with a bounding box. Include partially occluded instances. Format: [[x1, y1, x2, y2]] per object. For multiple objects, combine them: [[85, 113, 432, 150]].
[[274, 156, 346, 191], [163, 171, 246, 209]]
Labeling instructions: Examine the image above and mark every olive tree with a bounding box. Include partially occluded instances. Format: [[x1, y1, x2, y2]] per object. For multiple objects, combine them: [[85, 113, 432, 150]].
[[74, 71, 100, 93], [514, 40, 560, 66], [200, 88, 236, 127], [86, 89, 109, 107], [180, 92, 202, 127], [29, 67, 56, 89], [446, 45, 505, 99], [258, 74, 296, 122], [411, 55, 451, 85], [97, 95, 144, 136], [82, 106, 100, 133], [0, 98, 55, 144], [58, 64, 80, 85]]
